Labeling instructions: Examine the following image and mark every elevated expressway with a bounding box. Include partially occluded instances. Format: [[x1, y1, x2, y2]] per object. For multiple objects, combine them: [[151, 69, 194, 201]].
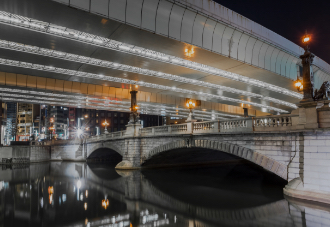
[[0, 0, 330, 120]]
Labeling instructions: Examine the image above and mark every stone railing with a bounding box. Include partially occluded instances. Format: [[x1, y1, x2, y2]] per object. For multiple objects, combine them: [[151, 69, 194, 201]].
[[140, 124, 188, 136], [219, 118, 253, 133], [87, 130, 126, 142], [171, 124, 188, 133], [193, 121, 218, 133], [253, 115, 298, 131]]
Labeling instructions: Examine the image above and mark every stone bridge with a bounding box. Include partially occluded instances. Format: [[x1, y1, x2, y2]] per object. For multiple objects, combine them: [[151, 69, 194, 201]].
[[49, 110, 330, 206], [1, 108, 330, 205]]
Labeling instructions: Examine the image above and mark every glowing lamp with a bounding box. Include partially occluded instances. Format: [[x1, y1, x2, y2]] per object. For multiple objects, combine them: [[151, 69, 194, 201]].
[[102, 120, 109, 127], [77, 129, 83, 137], [294, 79, 303, 92], [302, 34, 311, 44], [186, 100, 196, 109]]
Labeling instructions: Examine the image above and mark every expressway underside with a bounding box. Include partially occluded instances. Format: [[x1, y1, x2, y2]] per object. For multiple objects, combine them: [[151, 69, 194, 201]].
[[0, 0, 307, 120]]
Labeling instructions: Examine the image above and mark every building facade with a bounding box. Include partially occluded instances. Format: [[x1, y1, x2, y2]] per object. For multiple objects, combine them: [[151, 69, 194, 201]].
[[16, 103, 40, 141]]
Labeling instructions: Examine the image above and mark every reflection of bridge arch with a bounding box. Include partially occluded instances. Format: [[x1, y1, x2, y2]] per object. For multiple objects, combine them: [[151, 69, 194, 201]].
[[143, 180, 289, 223], [44, 163, 293, 226], [143, 139, 287, 180]]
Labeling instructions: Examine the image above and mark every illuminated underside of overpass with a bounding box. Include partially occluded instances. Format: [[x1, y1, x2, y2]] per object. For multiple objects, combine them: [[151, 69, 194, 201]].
[[0, 0, 330, 119]]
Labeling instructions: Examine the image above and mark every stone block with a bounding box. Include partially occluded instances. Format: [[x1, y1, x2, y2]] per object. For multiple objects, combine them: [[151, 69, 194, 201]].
[[260, 156, 268, 168], [318, 147, 330, 153], [256, 154, 264, 165], [310, 140, 326, 146], [246, 150, 253, 160], [304, 183, 320, 191], [304, 146, 318, 153], [251, 152, 258, 163], [276, 164, 286, 177], [266, 159, 274, 170]]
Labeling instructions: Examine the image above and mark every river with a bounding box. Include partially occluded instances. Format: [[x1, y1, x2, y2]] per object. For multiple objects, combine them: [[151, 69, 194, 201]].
[[0, 161, 329, 227]]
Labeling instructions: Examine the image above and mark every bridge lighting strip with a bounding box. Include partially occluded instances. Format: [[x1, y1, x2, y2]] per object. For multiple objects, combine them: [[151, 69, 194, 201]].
[[0, 40, 297, 109], [0, 11, 302, 99], [0, 97, 214, 121], [0, 90, 225, 120], [137, 103, 241, 118], [0, 58, 289, 113], [0, 87, 240, 118]]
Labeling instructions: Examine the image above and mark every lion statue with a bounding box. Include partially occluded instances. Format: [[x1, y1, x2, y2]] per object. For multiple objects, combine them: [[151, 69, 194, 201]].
[[314, 81, 330, 100]]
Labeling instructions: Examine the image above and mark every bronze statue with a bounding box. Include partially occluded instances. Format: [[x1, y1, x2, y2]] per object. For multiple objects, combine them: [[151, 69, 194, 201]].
[[314, 81, 330, 100]]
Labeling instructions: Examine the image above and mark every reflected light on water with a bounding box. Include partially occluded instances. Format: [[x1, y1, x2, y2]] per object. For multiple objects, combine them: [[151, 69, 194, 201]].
[[0, 162, 329, 227], [102, 199, 109, 209]]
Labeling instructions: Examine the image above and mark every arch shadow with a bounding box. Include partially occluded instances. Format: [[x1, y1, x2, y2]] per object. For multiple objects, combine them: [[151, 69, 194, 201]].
[[87, 147, 122, 164], [142, 139, 287, 180]]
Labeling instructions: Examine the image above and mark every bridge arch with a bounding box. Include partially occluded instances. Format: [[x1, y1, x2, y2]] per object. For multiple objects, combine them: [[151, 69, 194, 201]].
[[87, 142, 124, 159], [143, 139, 287, 180]]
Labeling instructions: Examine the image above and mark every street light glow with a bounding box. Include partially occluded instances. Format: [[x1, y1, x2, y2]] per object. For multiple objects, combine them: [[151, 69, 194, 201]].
[[77, 129, 83, 137], [303, 37, 310, 43]]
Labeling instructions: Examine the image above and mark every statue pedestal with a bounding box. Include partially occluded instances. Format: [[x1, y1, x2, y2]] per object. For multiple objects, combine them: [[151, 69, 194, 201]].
[[317, 100, 330, 128], [293, 101, 319, 129], [185, 112, 197, 123], [125, 123, 142, 137]]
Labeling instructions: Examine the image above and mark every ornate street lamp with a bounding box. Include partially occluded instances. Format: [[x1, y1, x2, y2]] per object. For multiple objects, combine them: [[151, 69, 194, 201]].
[[186, 100, 196, 122], [128, 85, 140, 125], [299, 31, 315, 103], [102, 120, 109, 134]]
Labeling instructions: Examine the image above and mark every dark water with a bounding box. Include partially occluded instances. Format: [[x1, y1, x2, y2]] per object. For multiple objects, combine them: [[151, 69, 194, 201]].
[[0, 161, 329, 227]]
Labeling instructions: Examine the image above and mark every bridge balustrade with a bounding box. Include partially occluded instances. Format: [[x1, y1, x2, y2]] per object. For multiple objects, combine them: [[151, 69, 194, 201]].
[[82, 115, 298, 142], [171, 124, 188, 133], [253, 115, 294, 128], [193, 121, 218, 133], [219, 118, 253, 133], [140, 124, 188, 136]]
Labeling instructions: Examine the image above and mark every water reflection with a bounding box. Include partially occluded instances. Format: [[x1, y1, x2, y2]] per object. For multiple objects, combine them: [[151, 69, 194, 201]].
[[0, 162, 329, 227]]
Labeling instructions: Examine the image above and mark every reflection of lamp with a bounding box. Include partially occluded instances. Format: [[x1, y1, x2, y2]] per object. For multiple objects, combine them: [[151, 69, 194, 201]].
[[102, 199, 109, 209], [48, 186, 54, 204], [84, 202, 87, 210], [77, 180, 81, 189], [185, 47, 195, 57]]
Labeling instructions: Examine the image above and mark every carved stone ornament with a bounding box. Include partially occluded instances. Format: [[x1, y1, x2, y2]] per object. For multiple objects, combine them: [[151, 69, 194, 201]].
[[314, 81, 330, 101]]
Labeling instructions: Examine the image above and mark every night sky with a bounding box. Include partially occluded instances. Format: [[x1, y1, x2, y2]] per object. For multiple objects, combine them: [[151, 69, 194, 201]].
[[214, 0, 330, 63]]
